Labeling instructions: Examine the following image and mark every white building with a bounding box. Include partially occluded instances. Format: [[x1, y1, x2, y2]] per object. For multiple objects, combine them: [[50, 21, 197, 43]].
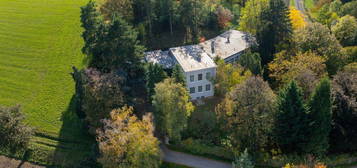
[[144, 30, 253, 100]]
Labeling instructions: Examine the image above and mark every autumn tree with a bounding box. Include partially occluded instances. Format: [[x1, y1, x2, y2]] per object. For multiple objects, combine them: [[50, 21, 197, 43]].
[[289, 6, 306, 30], [152, 78, 194, 142], [96, 106, 161, 168], [274, 81, 309, 154], [268, 51, 327, 95], [215, 5, 233, 29], [330, 63, 357, 152], [145, 63, 168, 99], [331, 15, 357, 46], [216, 77, 276, 152], [214, 59, 252, 96], [294, 22, 344, 75], [239, 0, 269, 35], [72, 68, 126, 132], [305, 78, 332, 156], [0, 105, 33, 152]]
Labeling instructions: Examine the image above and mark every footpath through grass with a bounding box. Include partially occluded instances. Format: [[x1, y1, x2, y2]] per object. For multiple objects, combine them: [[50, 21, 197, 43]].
[[0, 0, 94, 166]]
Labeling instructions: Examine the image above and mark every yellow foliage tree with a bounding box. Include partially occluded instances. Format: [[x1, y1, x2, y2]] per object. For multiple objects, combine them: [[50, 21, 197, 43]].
[[96, 106, 161, 168], [214, 59, 252, 96], [283, 163, 327, 168], [289, 6, 306, 30]]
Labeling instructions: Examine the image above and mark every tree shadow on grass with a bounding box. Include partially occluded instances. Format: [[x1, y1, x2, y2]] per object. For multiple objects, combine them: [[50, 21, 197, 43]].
[[51, 95, 95, 167]]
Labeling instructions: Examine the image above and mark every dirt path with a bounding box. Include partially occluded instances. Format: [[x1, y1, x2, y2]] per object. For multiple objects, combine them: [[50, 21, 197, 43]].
[[161, 145, 231, 168], [0, 156, 44, 168]]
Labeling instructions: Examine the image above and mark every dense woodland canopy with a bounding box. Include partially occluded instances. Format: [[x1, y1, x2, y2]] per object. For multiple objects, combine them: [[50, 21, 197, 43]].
[[58, 0, 357, 167], [0, 0, 356, 167]]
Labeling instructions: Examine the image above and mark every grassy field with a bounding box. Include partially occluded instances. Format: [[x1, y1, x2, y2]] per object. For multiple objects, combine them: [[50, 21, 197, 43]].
[[0, 0, 94, 166]]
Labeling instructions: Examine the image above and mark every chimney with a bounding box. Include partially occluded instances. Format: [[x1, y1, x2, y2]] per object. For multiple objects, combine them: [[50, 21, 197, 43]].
[[211, 41, 215, 54], [227, 34, 231, 43]]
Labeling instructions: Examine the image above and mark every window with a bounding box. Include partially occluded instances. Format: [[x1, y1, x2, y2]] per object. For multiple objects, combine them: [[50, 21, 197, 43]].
[[206, 72, 211, 79], [205, 84, 211, 91], [198, 86, 203, 92], [198, 74, 203, 80], [190, 75, 194, 82], [190, 87, 195, 94]]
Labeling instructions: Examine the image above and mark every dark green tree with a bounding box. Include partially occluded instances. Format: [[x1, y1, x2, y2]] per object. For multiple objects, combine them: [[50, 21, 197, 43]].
[[145, 63, 168, 99], [99, 14, 146, 76], [257, 0, 292, 66], [172, 64, 186, 86], [179, 0, 206, 43], [274, 81, 309, 154], [305, 78, 332, 156], [238, 51, 262, 75], [80, 1, 101, 57], [81, 2, 146, 77]]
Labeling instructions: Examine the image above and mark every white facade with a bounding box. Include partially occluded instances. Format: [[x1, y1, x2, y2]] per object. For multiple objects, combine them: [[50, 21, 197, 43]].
[[185, 68, 216, 100], [144, 30, 253, 100]]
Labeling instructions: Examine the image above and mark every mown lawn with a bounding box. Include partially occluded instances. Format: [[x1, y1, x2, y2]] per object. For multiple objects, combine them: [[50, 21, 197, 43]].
[[0, 0, 94, 166]]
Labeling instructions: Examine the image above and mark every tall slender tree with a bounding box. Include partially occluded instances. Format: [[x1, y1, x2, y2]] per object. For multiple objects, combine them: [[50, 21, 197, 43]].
[[305, 78, 332, 156], [274, 81, 309, 154], [80, 1, 101, 57], [257, 0, 292, 66], [171, 64, 186, 86]]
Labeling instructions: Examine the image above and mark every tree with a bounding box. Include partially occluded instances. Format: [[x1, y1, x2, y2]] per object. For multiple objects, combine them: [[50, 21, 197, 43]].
[[238, 51, 262, 75], [331, 15, 357, 47], [216, 76, 276, 152], [80, 1, 101, 58], [239, 0, 269, 35], [343, 46, 357, 64], [330, 63, 357, 152], [214, 59, 252, 96], [232, 149, 254, 168], [152, 78, 194, 142], [100, 0, 134, 22], [316, 4, 339, 27], [72, 68, 126, 132], [145, 63, 168, 99], [0, 105, 33, 152], [179, 0, 206, 43], [268, 51, 327, 92], [215, 5, 233, 29], [341, 1, 357, 18], [289, 6, 306, 30], [305, 78, 332, 156], [96, 106, 161, 168], [274, 81, 309, 154], [294, 22, 344, 75], [171, 64, 186, 86], [256, 0, 292, 66], [80, 2, 146, 76]]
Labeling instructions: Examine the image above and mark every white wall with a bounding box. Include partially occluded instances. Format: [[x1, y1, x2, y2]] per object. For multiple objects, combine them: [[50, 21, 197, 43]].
[[185, 67, 216, 100]]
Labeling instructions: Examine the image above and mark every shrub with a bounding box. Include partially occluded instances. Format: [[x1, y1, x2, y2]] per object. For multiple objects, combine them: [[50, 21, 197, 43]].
[[232, 149, 254, 168], [0, 105, 33, 153]]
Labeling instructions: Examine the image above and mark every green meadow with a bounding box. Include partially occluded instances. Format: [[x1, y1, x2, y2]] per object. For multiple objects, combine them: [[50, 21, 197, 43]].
[[0, 0, 94, 166]]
